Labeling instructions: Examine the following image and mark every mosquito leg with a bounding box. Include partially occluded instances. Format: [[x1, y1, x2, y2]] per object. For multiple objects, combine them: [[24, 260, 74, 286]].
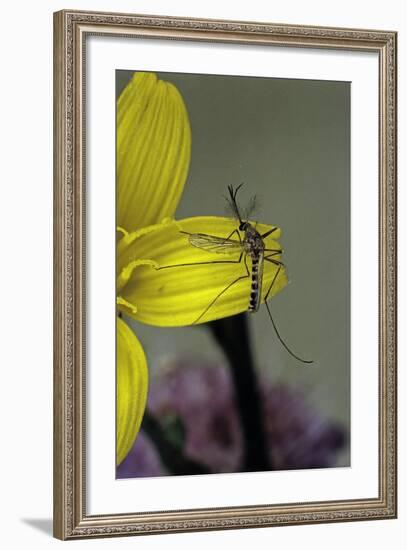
[[262, 265, 313, 364], [264, 249, 282, 255], [264, 255, 285, 267], [193, 254, 250, 324], [227, 229, 242, 244], [261, 227, 278, 239], [263, 265, 282, 302], [219, 228, 241, 244], [217, 228, 242, 246]]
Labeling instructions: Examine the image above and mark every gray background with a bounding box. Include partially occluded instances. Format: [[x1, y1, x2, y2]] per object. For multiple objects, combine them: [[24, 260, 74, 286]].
[[117, 71, 350, 466]]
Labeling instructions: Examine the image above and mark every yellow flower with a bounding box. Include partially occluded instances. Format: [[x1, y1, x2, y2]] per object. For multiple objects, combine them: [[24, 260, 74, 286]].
[[116, 72, 287, 465]]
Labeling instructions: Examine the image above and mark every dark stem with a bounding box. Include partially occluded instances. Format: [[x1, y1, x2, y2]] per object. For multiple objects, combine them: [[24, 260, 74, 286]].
[[208, 313, 272, 471], [142, 410, 210, 476]]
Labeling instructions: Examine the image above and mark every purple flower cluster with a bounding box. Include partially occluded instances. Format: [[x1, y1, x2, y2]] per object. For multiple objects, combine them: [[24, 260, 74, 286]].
[[117, 358, 346, 478]]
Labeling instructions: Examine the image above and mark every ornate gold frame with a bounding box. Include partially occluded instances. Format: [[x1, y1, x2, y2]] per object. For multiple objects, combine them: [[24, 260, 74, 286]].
[[53, 9, 397, 540]]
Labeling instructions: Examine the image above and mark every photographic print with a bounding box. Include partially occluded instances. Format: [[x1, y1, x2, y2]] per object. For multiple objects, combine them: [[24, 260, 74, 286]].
[[116, 70, 350, 479], [54, 10, 396, 539]]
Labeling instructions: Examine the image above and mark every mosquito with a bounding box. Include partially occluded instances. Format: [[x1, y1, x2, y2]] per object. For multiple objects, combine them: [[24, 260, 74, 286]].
[[158, 184, 313, 364]]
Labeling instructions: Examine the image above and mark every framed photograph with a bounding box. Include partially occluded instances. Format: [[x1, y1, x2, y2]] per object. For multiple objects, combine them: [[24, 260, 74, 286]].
[[53, 9, 397, 540]]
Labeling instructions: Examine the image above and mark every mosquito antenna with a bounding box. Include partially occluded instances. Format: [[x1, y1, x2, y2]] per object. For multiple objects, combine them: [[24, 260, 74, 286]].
[[244, 194, 259, 220], [225, 184, 244, 224], [264, 301, 314, 364]]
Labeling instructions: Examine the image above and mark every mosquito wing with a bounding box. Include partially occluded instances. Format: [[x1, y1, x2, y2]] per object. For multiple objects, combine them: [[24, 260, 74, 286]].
[[185, 232, 243, 255]]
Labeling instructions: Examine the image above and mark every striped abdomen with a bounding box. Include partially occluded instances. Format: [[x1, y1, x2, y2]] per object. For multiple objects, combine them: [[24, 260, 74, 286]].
[[248, 252, 264, 313]]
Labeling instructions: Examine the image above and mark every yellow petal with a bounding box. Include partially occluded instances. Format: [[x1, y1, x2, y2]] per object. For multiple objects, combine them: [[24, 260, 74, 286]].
[[116, 317, 148, 465], [118, 217, 288, 327], [117, 72, 191, 232], [117, 217, 173, 278]]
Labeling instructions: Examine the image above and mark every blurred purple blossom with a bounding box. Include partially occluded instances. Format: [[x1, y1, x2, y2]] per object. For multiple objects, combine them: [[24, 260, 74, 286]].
[[117, 358, 346, 478]]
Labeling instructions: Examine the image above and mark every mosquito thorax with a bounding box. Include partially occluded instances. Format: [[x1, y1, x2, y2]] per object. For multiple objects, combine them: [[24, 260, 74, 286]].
[[242, 223, 264, 256]]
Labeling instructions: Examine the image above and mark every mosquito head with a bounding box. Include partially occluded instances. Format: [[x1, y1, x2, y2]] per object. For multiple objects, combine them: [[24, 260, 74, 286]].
[[239, 221, 249, 231]]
